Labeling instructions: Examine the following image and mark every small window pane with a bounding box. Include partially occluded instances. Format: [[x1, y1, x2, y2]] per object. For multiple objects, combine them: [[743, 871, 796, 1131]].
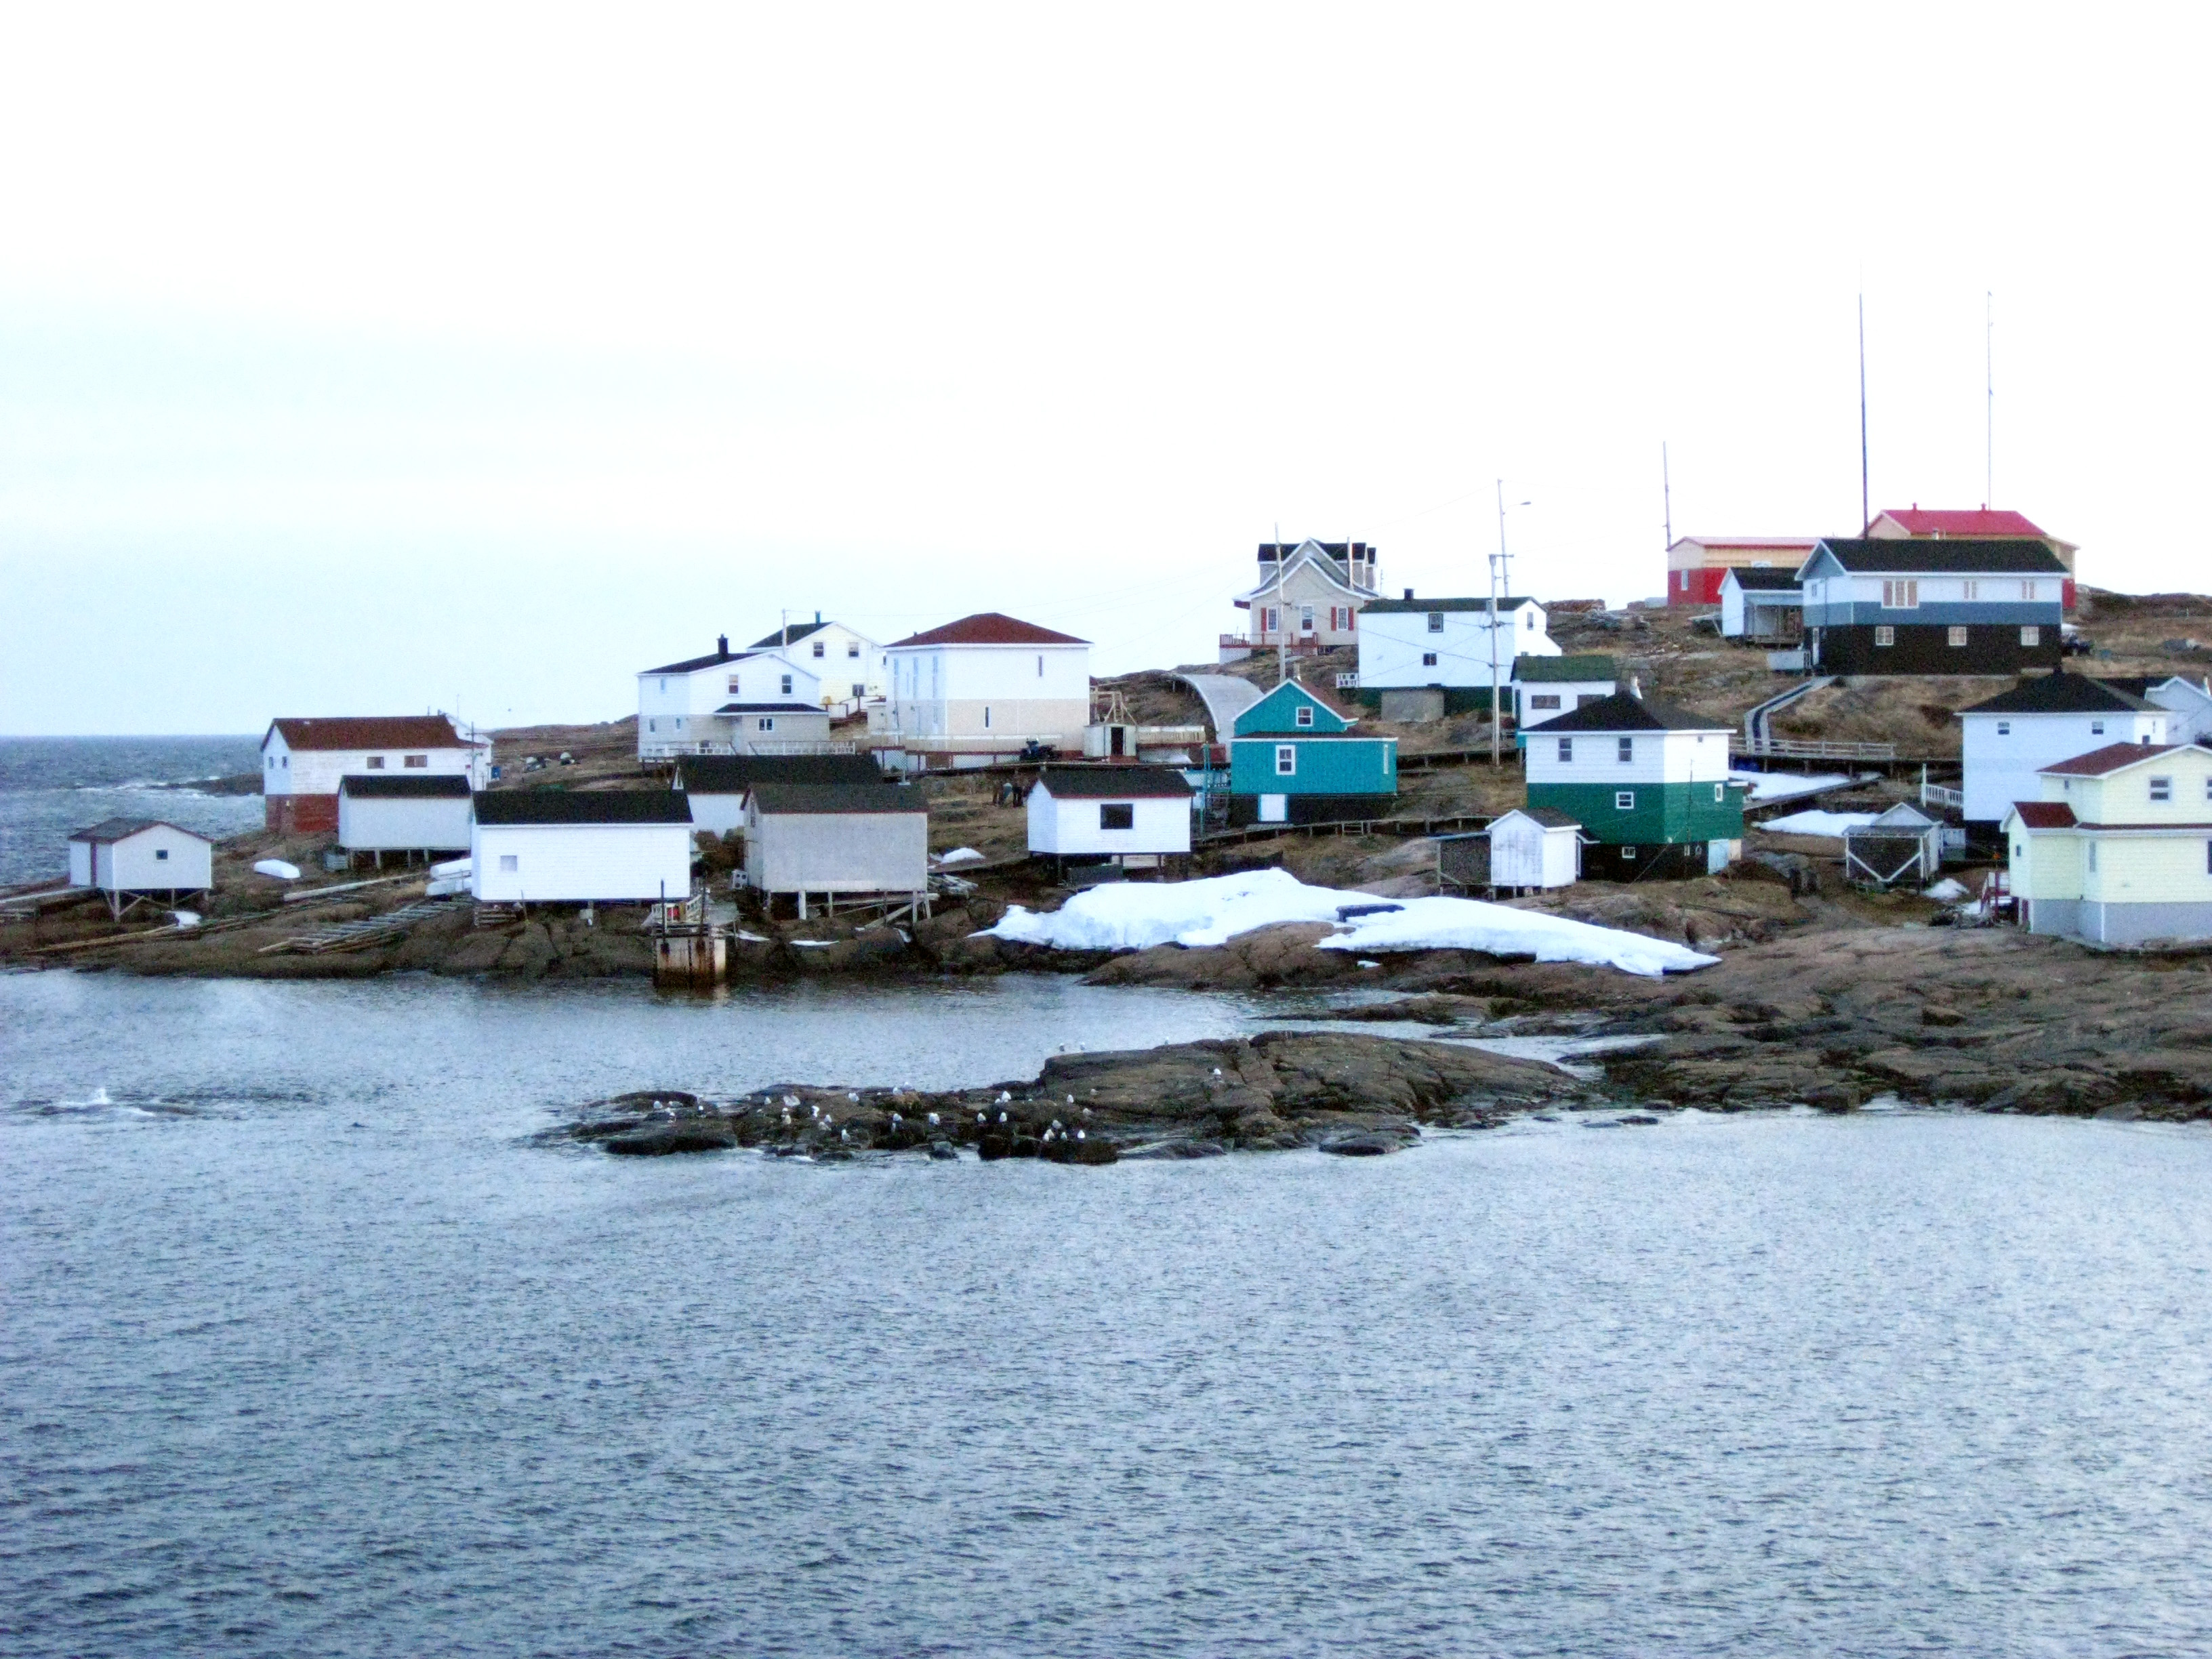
[[1099, 803, 1134, 830]]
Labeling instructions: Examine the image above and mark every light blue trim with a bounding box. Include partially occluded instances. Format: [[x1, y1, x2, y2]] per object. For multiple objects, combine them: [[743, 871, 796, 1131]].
[[1800, 602, 2062, 628]]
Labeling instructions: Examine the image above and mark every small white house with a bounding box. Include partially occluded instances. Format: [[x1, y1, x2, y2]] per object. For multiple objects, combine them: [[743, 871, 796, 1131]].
[[638, 636, 829, 760], [1957, 672, 2167, 823], [870, 613, 1092, 772], [672, 753, 885, 837], [470, 792, 695, 904], [1026, 766, 1195, 877], [2105, 674, 2212, 745], [262, 715, 490, 835], [1511, 655, 1618, 729], [1486, 806, 1581, 891], [67, 818, 214, 914], [743, 783, 929, 917], [747, 617, 886, 713], [1718, 567, 1804, 641], [1355, 592, 1558, 711], [337, 775, 474, 861]]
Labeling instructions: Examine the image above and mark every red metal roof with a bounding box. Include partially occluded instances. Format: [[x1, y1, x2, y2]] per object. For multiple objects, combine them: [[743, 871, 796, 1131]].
[[884, 613, 1088, 649], [265, 716, 478, 752], [2037, 742, 2181, 777], [2009, 801, 2077, 829], [1874, 508, 2048, 538]]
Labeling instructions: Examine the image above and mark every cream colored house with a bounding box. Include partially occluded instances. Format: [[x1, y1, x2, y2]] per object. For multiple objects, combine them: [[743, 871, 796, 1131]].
[[869, 613, 1091, 772], [2003, 741, 2212, 946], [1225, 539, 1380, 658]]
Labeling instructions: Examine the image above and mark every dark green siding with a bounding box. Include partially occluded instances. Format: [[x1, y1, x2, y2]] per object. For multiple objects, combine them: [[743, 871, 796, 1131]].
[[1528, 780, 1743, 846]]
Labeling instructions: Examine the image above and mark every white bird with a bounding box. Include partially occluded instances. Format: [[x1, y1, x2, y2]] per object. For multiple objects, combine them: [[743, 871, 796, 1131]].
[[1212, 1067, 1223, 1078], [1081, 1107, 1091, 1118], [783, 1094, 799, 1108], [998, 1111, 1008, 1124], [928, 1112, 941, 1126], [998, 1090, 1011, 1103], [848, 1092, 859, 1101], [1077, 1130, 1086, 1141]]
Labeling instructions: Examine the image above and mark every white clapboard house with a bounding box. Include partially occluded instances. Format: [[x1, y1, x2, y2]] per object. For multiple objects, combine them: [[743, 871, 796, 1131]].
[[1026, 766, 1195, 880], [2100, 674, 2212, 746], [470, 792, 695, 905], [743, 782, 929, 919], [637, 636, 832, 760], [67, 818, 215, 916], [1956, 672, 2168, 823], [337, 775, 474, 863], [1512, 655, 1618, 730], [262, 715, 490, 836], [672, 753, 885, 837], [1719, 567, 1804, 642], [870, 613, 1092, 772], [1353, 592, 1558, 718], [748, 617, 885, 713]]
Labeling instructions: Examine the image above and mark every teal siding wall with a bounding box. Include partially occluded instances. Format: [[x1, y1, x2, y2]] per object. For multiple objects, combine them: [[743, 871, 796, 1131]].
[[1230, 737, 1397, 796], [1528, 779, 1743, 846], [1233, 681, 1356, 736]]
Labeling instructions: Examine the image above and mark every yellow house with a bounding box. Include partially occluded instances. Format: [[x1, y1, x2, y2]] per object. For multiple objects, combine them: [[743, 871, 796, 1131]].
[[2003, 741, 2212, 946]]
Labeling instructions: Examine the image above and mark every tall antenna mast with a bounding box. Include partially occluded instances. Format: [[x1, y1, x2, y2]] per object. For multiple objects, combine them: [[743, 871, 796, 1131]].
[[1662, 442, 1673, 549], [1985, 290, 1994, 507], [1858, 292, 1870, 533]]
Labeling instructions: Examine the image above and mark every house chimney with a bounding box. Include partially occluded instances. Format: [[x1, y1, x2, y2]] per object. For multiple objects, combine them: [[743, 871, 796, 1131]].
[[718, 634, 729, 655], [1404, 588, 1414, 601]]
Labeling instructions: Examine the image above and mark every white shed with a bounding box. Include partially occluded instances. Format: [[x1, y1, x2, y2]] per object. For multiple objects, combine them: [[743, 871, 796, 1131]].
[[470, 792, 695, 904], [67, 818, 215, 914], [743, 783, 929, 918], [1486, 806, 1582, 891], [1843, 803, 1945, 888], [338, 774, 474, 861], [1026, 766, 1195, 877], [672, 753, 885, 837]]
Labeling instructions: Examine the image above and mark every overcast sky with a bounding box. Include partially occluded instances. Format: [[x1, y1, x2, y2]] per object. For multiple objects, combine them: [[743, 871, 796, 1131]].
[[3, 5, 2207, 735]]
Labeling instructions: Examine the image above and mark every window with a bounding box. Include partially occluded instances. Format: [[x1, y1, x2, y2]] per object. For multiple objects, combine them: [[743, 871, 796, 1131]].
[[1275, 745, 1296, 776], [1875, 626, 1896, 647], [1300, 605, 1315, 632], [2087, 842, 2097, 874], [1995, 721, 2009, 737], [1961, 580, 1980, 601], [1099, 803, 1134, 831], [2020, 581, 2036, 601], [1618, 737, 1633, 763], [1559, 737, 1573, 762], [779, 674, 793, 695], [1422, 652, 1438, 667], [757, 717, 775, 733], [404, 754, 428, 768], [155, 847, 169, 861], [1948, 626, 1969, 647], [1263, 607, 1278, 636], [1531, 694, 1561, 711], [649, 718, 658, 733], [983, 707, 992, 729], [1616, 791, 1635, 810], [851, 682, 865, 698], [265, 756, 274, 770], [1295, 705, 1315, 728], [1714, 783, 1725, 802], [2150, 776, 2172, 802], [1881, 579, 1919, 609], [812, 640, 825, 658], [2021, 626, 2041, 647], [499, 855, 518, 872], [366, 755, 386, 769], [675, 717, 685, 730], [848, 640, 860, 658], [1622, 846, 1638, 859], [1427, 611, 1444, 633], [659, 678, 668, 691], [1036, 655, 1044, 676], [1524, 609, 1536, 630], [2090, 720, 2105, 737], [281, 756, 287, 767]]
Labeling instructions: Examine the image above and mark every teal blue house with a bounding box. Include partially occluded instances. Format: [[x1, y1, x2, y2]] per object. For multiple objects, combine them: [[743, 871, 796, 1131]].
[[1227, 680, 1397, 826]]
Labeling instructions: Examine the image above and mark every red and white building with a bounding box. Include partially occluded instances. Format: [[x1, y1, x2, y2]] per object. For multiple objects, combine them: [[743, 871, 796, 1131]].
[[1665, 537, 1820, 607], [1865, 506, 2080, 610], [260, 715, 491, 835]]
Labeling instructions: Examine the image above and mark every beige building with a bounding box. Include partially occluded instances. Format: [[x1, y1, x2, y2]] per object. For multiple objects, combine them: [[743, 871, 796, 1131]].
[[2004, 742, 2212, 946], [869, 613, 1092, 772], [1225, 539, 1380, 659]]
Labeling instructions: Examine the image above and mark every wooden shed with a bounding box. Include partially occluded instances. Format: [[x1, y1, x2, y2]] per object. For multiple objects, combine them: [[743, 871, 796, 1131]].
[[470, 791, 695, 905], [338, 774, 474, 863], [673, 753, 884, 836], [743, 783, 928, 919], [66, 818, 214, 916], [1486, 806, 1582, 891], [1026, 766, 1193, 879], [1843, 802, 1944, 889]]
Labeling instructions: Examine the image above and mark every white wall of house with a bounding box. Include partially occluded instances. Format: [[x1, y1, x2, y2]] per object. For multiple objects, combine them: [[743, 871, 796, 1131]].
[[1719, 576, 1800, 638], [68, 825, 213, 892], [1523, 728, 1731, 787], [1358, 604, 1555, 689], [1488, 813, 1580, 888], [1799, 571, 2062, 612], [878, 643, 1090, 760], [1027, 787, 1191, 856], [638, 653, 825, 757], [2145, 678, 2212, 745], [262, 733, 487, 796], [338, 794, 474, 852], [1961, 709, 2168, 821], [744, 809, 928, 895], [469, 823, 695, 902], [1513, 678, 1616, 726], [765, 623, 885, 706]]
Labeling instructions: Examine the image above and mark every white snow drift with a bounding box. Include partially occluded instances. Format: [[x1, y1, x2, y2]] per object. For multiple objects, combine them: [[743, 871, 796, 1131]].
[[983, 868, 1715, 977], [1760, 810, 1879, 838]]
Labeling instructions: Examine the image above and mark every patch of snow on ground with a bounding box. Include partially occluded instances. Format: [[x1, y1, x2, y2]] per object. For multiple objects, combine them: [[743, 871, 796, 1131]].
[[1732, 769, 1856, 803], [1761, 810, 1879, 838], [1923, 878, 1969, 901], [984, 868, 1716, 977], [934, 847, 985, 865], [170, 910, 201, 929], [253, 859, 301, 880]]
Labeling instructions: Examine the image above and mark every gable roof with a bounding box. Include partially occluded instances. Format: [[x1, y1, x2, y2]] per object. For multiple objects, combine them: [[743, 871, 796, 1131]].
[[1803, 537, 2068, 577], [472, 790, 693, 826], [67, 816, 211, 844], [748, 783, 922, 816], [1722, 567, 1803, 592], [2008, 801, 2078, 830], [885, 613, 1088, 649], [749, 621, 829, 649], [1521, 690, 1728, 735], [1033, 766, 1194, 800], [1359, 596, 1539, 615], [1232, 679, 1357, 737], [1513, 653, 1616, 683], [642, 646, 748, 676], [1233, 539, 1379, 605], [2098, 674, 2212, 701], [674, 754, 884, 794], [1870, 508, 2050, 539], [266, 715, 476, 752], [2038, 742, 2184, 779], [1867, 802, 1940, 828], [339, 774, 473, 798], [1958, 672, 2155, 717], [1494, 806, 1582, 830]]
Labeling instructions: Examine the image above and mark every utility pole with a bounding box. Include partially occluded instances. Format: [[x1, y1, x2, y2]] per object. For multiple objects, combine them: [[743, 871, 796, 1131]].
[[1985, 291, 1994, 507], [1858, 293, 1870, 533], [1662, 443, 1673, 550], [1273, 521, 1288, 687]]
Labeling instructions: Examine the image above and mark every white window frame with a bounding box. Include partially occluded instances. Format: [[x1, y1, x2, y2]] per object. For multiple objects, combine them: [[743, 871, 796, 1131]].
[[779, 674, 793, 695], [365, 755, 386, 769], [1275, 745, 1297, 777], [1098, 802, 1134, 831], [2021, 626, 2041, 647], [757, 717, 775, 733], [1961, 579, 1980, 601], [812, 639, 825, 658], [499, 854, 518, 872], [848, 640, 861, 658], [1427, 612, 1444, 633], [1615, 791, 1635, 811], [1881, 579, 1919, 609], [2087, 841, 2097, 874], [1875, 626, 1896, 647], [1422, 652, 1438, 667], [1948, 626, 1969, 647], [1300, 605, 1315, 632], [1617, 737, 1633, 763], [2150, 776, 2172, 802], [2090, 720, 2104, 737], [1996, 721, 2009, 736], [1530, 693, 1561, 710], [1295, 705, 1315, 728], [1558, 737, 1573, 762]]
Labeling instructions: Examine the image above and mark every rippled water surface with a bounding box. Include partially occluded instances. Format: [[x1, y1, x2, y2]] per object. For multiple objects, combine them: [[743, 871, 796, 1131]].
[[0, 736, 264, 886], [6, 970, 2212, 1657]]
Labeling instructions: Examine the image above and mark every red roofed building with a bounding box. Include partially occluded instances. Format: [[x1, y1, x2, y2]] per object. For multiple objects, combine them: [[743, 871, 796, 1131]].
[[1866, 506, 2080, 609], [260, 715, 489, 834], [2003, 739, 2212, 944], [1665, 537, 1820, 607], [869, 613, 1093, 772]]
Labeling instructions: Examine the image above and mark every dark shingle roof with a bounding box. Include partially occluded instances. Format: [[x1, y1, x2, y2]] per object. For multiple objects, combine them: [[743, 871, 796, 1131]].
[[1959, 672, 2155, 717], [1724, 567, 1803, 592], [1808, 537, 2068, 575], [339, 774, 472, 798], [713, 702, 825, 715], [473, 791, 693, 826], [1513, 653, 1616, 683], [68, 817, 209, 844], [1499, 806, 1582, 830], [1359, 596, 1538, 614], [1033, 766, 1194, 799], [1519, 691, 1728, 734], [641, 647, 747, 675], [749, 621, 830, 649], [749, 783, 923, 816], [675, 755, 884, 794]]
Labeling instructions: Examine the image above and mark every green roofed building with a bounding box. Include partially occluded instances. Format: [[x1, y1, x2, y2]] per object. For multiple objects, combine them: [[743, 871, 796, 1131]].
[[1522, 691, 1748, 880], [1511, 655, 1618, 729]]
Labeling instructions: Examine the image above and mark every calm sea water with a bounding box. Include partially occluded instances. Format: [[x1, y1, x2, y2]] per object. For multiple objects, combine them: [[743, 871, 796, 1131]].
[[5, 968, 2211, 1657], [0, 737, 265, 886]]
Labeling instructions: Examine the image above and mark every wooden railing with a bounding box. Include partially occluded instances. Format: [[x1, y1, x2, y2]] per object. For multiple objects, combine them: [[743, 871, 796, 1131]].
[[1736, 736, 1898, 762]]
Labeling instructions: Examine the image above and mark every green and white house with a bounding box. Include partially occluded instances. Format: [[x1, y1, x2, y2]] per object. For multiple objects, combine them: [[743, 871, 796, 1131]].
[[1523, 691, 1747, 879], [1227, 680, 1397, 827], [1512, 654, 1618, 731]]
